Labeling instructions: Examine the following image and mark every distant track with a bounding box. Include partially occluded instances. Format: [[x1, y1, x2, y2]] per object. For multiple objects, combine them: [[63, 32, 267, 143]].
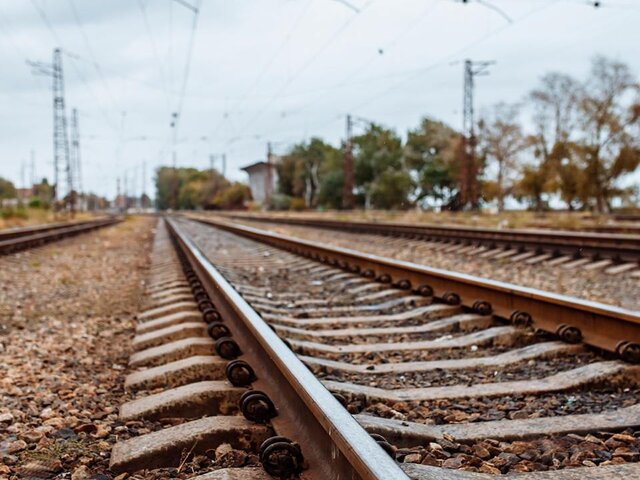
[[0, 217, 121, 255], [222, 214, 640, 264], [193, 215, 640, 362]]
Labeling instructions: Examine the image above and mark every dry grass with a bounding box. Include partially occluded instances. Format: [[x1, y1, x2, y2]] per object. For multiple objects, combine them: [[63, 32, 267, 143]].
[[230, 209, 629, 231], [0, 208, 98, 230]]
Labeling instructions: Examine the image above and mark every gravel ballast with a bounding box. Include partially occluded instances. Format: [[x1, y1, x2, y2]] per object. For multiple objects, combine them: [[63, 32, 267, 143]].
[[0, 217, 154, 479], [231, 219, 640, 311]]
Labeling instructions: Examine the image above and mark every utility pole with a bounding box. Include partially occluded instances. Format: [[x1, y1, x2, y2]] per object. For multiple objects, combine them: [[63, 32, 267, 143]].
[[70, 108, 82, 211], [221, 153, 227, 177], [20, 161, 26, 206], [461, 59, 493, 210], [116, 177, 121, 212], [209, 154, 215, 178], [170, 112, 179, 210], [266, 142, 273, 205], [133, 165, 139, 209], [342, 114, 354, 210], [124, 172, 129, 210], [142, 160, 147, 209], [30, 150, 36, 185]]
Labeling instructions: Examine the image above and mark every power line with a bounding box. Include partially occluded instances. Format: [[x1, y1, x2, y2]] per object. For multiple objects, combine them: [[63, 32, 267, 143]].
[[137, 0, 172, 115], [283, 0, 439, 119], [211, 0, 313, 138], [235, 0, 374, 138], [346, 0, 558, 115], [174, 0, 203, 128], [67, 0, 121, 113]]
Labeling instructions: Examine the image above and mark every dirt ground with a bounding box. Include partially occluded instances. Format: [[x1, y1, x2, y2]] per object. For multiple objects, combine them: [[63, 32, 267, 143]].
[[0, 217, 154, 479]]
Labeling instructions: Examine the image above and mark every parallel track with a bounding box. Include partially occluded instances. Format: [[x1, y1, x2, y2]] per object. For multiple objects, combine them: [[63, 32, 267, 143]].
[[222, 214, 640, 264], [194, 216, 640, 362], [0, 217, 121, 254]]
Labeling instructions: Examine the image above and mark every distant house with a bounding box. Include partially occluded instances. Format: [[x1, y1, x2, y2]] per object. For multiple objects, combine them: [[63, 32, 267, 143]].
[[16, 188, 34, 201], [241, 161, 277, 206]]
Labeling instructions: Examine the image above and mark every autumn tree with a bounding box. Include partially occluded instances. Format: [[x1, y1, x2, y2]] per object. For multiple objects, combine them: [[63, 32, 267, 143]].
[[155, 167, 248, 210], [575, 56, 640, 213], [478, 103, 527, 212], [519, 72, 582, 210]]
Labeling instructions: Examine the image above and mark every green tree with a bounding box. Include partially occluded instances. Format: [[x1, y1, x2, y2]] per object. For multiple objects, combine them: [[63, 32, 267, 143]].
[[275, 138, 342, 209], [369, 169, 413, 209], [353, 124, 403, 207], [317, 170, 343, 209], [0, 177, 16, 199], [404, 118, 460, 208]]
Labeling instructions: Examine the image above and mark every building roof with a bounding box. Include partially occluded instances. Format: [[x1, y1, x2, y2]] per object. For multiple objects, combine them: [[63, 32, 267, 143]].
[[241, 161, 270, 173]]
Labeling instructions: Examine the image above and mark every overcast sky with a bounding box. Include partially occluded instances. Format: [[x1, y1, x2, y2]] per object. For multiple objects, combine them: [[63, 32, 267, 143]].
[[0, 0, 638, 199]]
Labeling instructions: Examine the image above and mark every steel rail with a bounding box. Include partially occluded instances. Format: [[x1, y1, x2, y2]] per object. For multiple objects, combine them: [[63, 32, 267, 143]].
[[222, 214, 640, 263], [165, 218, 410, 480], [192, 216, 640, 363], [0, 217, 121, 255], [0, 218, 110, 241]]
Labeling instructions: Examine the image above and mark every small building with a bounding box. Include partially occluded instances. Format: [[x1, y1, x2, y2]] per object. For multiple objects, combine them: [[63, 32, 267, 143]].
[[241, 161, 277, 206], [16, 187, 34, 201]]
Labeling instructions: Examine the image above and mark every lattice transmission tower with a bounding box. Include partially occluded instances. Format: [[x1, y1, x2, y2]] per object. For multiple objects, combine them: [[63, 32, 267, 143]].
[[28, 48, 73, 209], [53, 49, 73, 210]]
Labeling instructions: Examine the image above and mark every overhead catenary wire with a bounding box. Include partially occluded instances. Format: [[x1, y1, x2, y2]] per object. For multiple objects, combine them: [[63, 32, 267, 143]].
[[346, 0, 560, 115], [174, 0, 203, 129], [249, 0, 561, 152], [137, 0, 173, 116], [233, 0, 374, 141], [282, 0, 440, 119], [210, 0, 314, 139], [67, 0, 121, 114]]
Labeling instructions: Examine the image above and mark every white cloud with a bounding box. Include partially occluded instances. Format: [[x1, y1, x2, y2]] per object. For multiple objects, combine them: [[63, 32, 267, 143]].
[[0, 0, 638, 198]]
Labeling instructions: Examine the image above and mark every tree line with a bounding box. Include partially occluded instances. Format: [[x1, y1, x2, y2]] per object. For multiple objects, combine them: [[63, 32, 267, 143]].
[[155, 166, 250, 210], [273, 56, 640, 213], [0, 176, 109, 216]]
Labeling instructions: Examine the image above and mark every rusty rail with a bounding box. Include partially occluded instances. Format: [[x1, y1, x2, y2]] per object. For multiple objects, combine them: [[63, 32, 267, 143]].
[[192, 216, 640, 364], [0, 217, 121, 255], [221, 214, 640, 263], [165, 218, 409, 480]]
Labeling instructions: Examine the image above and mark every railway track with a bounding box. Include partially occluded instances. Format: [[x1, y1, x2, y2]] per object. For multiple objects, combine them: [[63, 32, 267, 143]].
[[220, 214, 640, 271], [110, 216, 640, 479], [0, 217, 120, 255]]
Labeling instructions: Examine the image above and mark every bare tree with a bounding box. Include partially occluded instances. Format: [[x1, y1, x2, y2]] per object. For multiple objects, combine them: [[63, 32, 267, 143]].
[[478, 103, 526, 212], [576, 56, 640, 213], [526, 73, 583, 209], [530, 72, 581, 148]]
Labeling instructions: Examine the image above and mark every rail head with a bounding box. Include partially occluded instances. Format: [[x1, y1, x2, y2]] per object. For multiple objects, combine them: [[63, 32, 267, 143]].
[[165, 218, 410, 480], [192, 216, 640, 363], [0, 217, 121, 254]]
